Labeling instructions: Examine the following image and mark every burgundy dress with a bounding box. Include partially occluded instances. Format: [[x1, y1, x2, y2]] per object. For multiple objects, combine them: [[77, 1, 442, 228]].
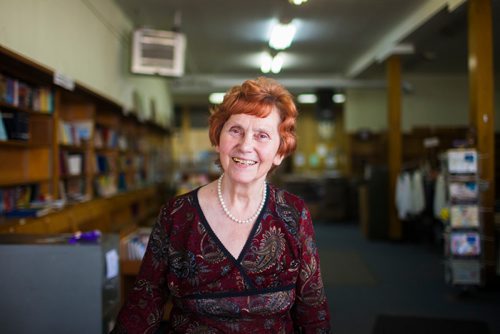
[[113, 184, 331, 333]]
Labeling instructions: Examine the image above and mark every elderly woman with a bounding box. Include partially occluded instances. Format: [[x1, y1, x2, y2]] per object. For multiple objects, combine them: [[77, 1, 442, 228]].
[[113, 77, 331, 333]]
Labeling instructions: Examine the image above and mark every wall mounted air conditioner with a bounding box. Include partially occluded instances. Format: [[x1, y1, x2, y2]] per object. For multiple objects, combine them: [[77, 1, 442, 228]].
[[131, 28, 186, 77]]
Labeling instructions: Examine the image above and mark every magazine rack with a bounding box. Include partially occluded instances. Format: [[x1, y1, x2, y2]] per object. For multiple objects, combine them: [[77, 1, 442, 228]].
[[443, 148, 483, 287]]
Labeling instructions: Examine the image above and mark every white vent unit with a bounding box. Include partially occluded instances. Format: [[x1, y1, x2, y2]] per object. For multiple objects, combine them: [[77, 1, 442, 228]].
[[131, 28, 186, 77]]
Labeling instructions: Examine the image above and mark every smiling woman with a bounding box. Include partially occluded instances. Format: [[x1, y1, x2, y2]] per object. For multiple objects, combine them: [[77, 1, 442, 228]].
[[112, 77, 331, 333]]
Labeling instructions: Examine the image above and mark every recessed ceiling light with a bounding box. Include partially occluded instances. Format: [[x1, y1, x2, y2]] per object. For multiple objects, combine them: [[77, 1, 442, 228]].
[[332, 93, 346, 104], [269, 21, 296, 50], [260, 52, 273, 73], [297, 94, 317, 104], [209, 92, 225, 104], [289, 0, 308, 5]]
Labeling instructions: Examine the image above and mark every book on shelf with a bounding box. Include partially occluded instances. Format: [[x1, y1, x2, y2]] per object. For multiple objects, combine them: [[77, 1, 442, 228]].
[[3, 207, 53, 219], [60, 151, 85, 176], [0, 73, 54, 113], [60, 178, 89, 203], [59, 121, 92, 146], [0, 112, 7, 140], [0, 73, 6, 102], [95, 175, 117, 198], [0, 184, 41, 215], [0, 110, 29, 141], [67, 154, 84, 176], [120, 227, 152, 260]]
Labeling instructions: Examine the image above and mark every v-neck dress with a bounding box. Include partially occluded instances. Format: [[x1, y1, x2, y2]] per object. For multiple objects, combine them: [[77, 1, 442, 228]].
[[113, 184, 331, 333]]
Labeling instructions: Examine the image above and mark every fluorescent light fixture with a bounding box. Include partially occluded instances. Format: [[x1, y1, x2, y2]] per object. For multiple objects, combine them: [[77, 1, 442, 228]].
[[332, 93, 346, 104], [269, 21, 296, 50], [260, 52, 273, 73], [297, 94, 317, 104], [271, 53, 284, 73], [209, 92, 225, 104], [260, 51, 284, 74], [289, 0, 308, 5]]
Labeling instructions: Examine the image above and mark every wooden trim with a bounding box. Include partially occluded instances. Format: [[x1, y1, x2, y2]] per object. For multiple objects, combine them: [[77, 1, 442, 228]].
[[387, 55, 402, 240], [468, 0, 495, 279]]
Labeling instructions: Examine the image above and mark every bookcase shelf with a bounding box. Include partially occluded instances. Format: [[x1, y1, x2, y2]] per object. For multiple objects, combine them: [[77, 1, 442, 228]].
[[0, 45, 172, 227]]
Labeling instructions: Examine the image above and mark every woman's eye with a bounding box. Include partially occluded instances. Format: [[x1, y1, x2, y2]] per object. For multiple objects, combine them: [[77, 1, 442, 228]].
[[229, 127, 242, 135], [257, 133, 270, 141]]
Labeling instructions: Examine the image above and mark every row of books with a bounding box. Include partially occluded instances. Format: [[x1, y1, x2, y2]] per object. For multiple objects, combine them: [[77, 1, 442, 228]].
[[0, 110, 29, 141], [59, 151, 148, 177], [0, 73, 54, 113], [120, 228, 152, 260], [59, 179, 89, 203], [58, 120, 93, 146], [0, 184, 53, 218], [94, 127, 119, 149], [1, 184, 39, 213]]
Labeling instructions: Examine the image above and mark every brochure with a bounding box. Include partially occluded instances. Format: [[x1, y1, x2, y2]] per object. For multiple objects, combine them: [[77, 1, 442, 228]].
[[450, 205, 479, 228], [450, 231, 481, 256]]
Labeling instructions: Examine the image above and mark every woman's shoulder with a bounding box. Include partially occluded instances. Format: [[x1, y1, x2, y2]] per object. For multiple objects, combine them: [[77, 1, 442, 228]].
[[269, 183, 307, 210], [158, 187, 200, 219]]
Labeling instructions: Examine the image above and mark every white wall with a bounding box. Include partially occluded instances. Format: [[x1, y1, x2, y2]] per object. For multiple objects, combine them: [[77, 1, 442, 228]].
[[0, 0, 173, 126], [345, 74, 499, 132]]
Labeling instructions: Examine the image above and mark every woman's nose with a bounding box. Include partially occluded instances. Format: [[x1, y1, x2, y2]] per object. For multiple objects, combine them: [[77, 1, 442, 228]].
[[239, 132, 253, 151]]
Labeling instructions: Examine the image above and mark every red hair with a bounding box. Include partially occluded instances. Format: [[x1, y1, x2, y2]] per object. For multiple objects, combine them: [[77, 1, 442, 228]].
[[208, 77, 298, 158]]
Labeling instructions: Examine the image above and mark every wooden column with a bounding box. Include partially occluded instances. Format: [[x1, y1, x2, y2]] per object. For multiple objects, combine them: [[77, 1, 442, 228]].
[[387, 55, 402, 240], [468, 0, 495, 280]]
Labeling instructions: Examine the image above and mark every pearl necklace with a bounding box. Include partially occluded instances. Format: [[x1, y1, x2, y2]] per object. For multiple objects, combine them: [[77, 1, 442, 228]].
[[217, 173, 266, 224]]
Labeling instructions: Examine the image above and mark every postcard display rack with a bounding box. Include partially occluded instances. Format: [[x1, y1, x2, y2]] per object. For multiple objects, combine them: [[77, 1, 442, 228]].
[[444, 148, 483, 287]]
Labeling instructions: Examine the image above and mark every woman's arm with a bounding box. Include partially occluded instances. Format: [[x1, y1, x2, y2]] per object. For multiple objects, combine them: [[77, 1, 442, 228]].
[[112, 207, 170, 334], [292, 205, 331, 333]]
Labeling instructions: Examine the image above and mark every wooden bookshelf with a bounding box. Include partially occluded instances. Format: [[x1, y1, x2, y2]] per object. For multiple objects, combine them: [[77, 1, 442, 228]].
[[0, 45, 172, 230]]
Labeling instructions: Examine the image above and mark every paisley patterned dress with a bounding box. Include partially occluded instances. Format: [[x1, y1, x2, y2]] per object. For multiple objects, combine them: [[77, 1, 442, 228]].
[[113, 184, 331, 333]]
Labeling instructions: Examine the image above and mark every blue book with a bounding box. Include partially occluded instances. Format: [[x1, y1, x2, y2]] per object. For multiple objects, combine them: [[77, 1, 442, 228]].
[[3, 207, 52, 219], [0, 112, 7, 140]]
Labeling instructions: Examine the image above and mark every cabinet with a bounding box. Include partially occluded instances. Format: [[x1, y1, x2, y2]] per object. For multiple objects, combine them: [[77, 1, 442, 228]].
[[0, 45, 172, 226], [0, 233, 120, 334]]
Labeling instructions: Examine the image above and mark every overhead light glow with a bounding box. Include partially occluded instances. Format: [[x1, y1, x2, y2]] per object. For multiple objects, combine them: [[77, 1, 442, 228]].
[[269, 21, 296, 50], [260, 52, 273, 73], [332, 93, 346, 104], [260, 52, 285, 74], [297, 94, 317, 104], [209, 92, 225, 104], [289, 0, 308, 5], [271, 53, 284, 73]]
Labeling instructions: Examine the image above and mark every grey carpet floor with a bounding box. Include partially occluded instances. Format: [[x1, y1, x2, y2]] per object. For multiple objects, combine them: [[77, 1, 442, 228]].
[[314, 223, 500, 334]]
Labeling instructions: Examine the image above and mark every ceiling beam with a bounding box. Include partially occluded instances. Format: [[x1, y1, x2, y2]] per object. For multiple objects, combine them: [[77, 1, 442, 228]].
[[346, 0, 466, 78], [170, 74, 386, 95]]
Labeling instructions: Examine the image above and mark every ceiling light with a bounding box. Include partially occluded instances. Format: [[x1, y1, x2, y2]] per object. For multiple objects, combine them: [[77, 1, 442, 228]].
[[209, 92, 225, 104], [271, 53, 284, 73], [269, 21, 296, 50], [289, 0, 308, 5], [260, 52, 273, 73], [332, 93, 346, 104], [260, 51, 285, 74], [297, 94, 317, 104]]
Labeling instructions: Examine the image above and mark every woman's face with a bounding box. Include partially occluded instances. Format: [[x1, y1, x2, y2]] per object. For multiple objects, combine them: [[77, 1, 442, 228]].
[[216, 108, 284, 185]]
